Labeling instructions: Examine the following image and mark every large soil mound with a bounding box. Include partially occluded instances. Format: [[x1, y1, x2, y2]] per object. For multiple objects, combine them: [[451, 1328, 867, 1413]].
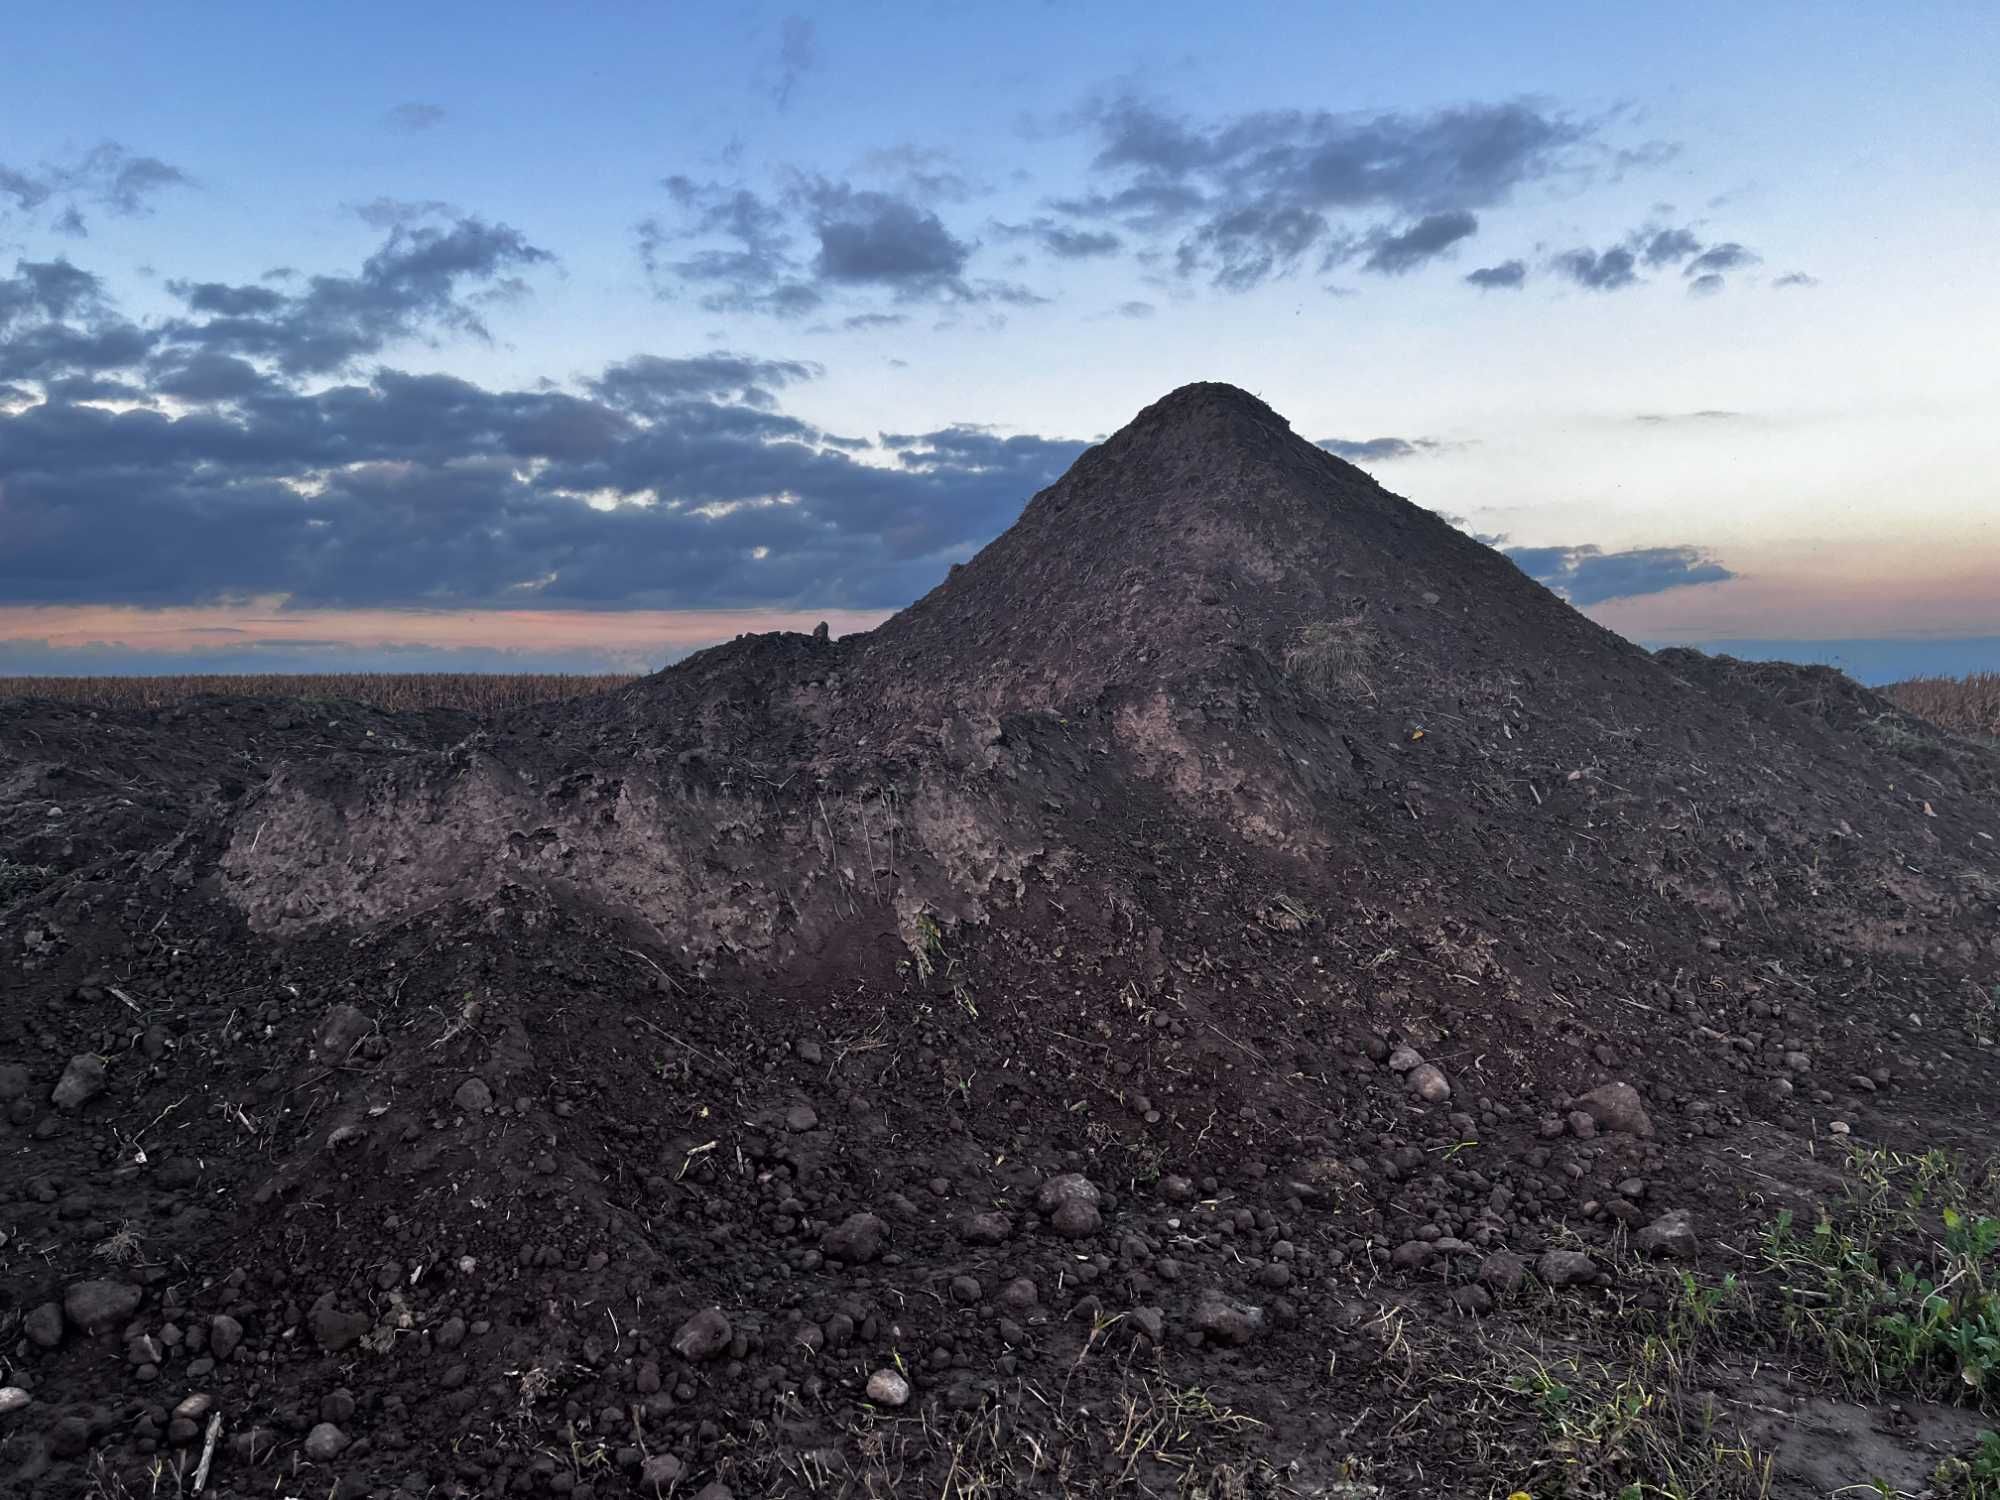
[[3, 384, 1998, 1499]]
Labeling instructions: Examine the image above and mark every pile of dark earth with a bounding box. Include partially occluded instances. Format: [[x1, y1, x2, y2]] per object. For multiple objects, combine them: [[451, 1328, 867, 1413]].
[[4, 384, 1997, 1499]]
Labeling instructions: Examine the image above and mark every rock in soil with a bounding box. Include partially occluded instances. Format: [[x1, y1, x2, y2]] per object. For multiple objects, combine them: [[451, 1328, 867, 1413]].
[[1573, 1081, 1655, 1138], [866, 1369, 912, 1408], [50, 1054, 107, 1111], [1635, 1209, 1699, 1260], [63, 1278, 141, 1333], [673, 1307, 733, 1361]]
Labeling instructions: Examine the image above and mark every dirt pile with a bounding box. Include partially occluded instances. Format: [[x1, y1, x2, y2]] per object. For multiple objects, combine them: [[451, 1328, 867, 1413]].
[[3, 384, 1999, 1498]]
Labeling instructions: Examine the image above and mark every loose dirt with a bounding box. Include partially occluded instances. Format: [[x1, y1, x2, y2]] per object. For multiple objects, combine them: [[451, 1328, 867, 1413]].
[[4, 385, 1997, 1498]]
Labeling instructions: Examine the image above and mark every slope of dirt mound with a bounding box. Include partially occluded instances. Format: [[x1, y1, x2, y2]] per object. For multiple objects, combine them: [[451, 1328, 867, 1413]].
[[846, 382, 1640, 727], [4, 384, 1999, 1499]]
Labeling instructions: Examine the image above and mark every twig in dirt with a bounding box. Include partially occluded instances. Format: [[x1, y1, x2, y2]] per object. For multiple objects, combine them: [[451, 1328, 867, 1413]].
[[192, 1410, 222, 1493], [1207, 1023, 1266, 1063], [107, 985, 144, 1014], [632, 1013, 724, 1070], [622, 946, 684, 995]]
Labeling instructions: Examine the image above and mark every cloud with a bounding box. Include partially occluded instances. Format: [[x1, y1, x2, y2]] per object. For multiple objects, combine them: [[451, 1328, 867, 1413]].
[[1317, 435, 1447, 462], [1633, 409, 1740, 424], [0, 248, 1089, 614], [0, 163, 50, 211], [1361, 209, 1478, 274], [1639, 226, 1702, 266], [771, 16, 819, 109], [999, 217, 1122, 259], [352, 197, 459, 229], [1550, 227, 1759, 294], [386, 102, 447, 132], [644, 174, 1026, 314], [1505, 543, 1733, 604], [1116, 299, 1155, 318], [50, 143, 193, 216], [0, 260, 153, 383], [1551, 244, 1639, 290], [586, 352, 819, 413], [1773, 271, 1818, 289], [806, 181, 971, 290], [842, 312, 908, 331], [1685, 241, 1759, 276], [162, 216, 555, 376], [1056, 96, 1597, 290], [1, 141, 191, 230], [1464, 259, 1526, 290]]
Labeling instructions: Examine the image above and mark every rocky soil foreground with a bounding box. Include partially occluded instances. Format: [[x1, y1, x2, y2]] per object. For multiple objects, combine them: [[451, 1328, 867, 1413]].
[[4, 385, 1999, 1499]]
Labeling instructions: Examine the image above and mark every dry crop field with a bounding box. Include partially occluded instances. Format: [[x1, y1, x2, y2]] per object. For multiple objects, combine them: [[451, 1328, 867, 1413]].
[[0, 672, 639, 713], [1887, 671, 2000, 739]]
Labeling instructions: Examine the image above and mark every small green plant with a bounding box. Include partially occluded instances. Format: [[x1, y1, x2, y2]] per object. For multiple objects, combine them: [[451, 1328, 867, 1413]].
[[1932, 1429, 2000, 1498], [911, 911, 944, 982], [1760, 1149, 2000, 1401]]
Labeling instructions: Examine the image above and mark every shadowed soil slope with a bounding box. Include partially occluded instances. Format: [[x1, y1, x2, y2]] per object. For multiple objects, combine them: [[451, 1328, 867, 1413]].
[[3, 384, 1998, 1499]]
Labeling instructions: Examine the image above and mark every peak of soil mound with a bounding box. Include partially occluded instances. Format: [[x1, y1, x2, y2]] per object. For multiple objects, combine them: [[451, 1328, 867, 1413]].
[[4, 385, 1999, 1498], [849, 380, 1623, 722]]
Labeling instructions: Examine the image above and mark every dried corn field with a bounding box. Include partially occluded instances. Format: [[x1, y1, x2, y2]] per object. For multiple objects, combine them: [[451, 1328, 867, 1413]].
[[1885, 671, 2000, 739], [0, 672, 639, 713]]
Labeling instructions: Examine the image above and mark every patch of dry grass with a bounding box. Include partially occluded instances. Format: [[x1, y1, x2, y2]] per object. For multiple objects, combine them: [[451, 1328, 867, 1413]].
[[1283, 616, 1379, 700], [1886, 673, 2000, 739]]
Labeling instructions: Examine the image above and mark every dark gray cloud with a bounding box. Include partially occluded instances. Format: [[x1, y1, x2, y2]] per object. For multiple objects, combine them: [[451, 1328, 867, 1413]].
[[1639, 226, 1702, 266], [0, 141, 191, 231], [1551, 245, 1639, 290], [0, 248, 1087, 613], [640, 177, 815, 316], [50, 143, 193, 216], [1464, 259, 1526, 290], [644, 174, 1029, 315], [1505, 544, 1733, 605], [0, 163, 49, 211], [386, 102, 447, 132], [1361, 209, 1478, 274], [842, 312, 908, 330], [586, 353, 819, 413], [1059, 96, 1591, 290], [1685, 241, 1758, 276], [1773, 271, 1818, 289], [806, 181, 970, 289], [998, 218, 1122, 260], [0, 260, 153, 383], [1552, 226, 1760, 295], [162, 217, 554, 376], [771, 16, 818, 109], [1317, 435, 1447, 463]]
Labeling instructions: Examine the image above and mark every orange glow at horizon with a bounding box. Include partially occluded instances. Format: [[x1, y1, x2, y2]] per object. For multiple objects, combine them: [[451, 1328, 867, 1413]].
[[0, 602, 896, 665], [1587, 536, 2000, 641]]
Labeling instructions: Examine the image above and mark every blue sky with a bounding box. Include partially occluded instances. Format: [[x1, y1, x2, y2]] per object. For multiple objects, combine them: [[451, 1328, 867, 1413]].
[[3, 1, 1996, 681]]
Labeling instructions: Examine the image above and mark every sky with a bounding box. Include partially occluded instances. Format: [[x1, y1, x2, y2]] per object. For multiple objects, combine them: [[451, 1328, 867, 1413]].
[[2, 1, 1996, 683]]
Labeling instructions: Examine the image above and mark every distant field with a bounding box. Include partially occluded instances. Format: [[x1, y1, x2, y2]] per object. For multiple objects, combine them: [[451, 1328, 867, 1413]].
[[0, 673, 640, 713], [1885, 671, 2000, 738]]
